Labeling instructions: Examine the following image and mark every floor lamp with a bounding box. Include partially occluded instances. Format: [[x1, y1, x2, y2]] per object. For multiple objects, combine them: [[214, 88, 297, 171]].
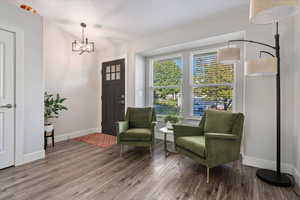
[[218, 0, 299, 187]]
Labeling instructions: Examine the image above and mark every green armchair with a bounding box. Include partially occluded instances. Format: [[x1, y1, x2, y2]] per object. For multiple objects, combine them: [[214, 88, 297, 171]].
[[174, 110, 244, 183], [116, 107, 156, 156]]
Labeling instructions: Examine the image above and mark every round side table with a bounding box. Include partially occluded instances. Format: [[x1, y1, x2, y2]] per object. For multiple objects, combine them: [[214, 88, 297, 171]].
[[159, 127, 177, 157]]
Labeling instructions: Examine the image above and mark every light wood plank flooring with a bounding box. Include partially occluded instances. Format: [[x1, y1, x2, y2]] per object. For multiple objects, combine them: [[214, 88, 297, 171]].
[[0, 140, 298, 200]]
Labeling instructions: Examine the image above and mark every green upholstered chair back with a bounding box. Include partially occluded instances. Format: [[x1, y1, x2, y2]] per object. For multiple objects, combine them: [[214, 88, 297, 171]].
[[199, 110, 244, 137], [125, 107, 156, 128]]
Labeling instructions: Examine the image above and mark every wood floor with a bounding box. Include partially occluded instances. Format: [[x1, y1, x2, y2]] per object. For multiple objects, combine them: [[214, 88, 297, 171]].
[[0, 140, 298, 200]]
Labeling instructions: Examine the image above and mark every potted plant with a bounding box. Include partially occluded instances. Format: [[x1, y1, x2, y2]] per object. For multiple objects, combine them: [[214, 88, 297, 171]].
[[164, 115, 181, 130], [44, 92, 68, 132]]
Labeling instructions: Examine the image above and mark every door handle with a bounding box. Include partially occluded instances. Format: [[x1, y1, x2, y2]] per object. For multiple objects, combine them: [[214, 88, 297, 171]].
[[0, 104, 13, 109]]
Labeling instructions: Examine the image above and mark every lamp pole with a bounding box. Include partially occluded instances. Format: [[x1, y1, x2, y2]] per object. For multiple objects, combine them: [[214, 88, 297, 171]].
[[275, 22, 281, 177], [228, 22, 292, 187]]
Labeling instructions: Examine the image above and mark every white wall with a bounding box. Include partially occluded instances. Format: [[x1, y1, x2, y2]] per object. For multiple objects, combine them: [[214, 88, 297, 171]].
[[44, 20, 99, 138], [293, 15, 300, 183], [135, 54, 146, 107], [104, 5, 297, 175], [0, 1, 44, 157]]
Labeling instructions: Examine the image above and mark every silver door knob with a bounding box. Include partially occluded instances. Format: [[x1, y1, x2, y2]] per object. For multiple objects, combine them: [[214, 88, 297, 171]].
[[0, 104, 13, 109]]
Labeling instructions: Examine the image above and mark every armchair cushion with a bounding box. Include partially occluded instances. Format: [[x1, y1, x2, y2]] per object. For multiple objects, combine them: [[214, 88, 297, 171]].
[[119, 128, 152, 141], [204, 110, 238, 134], [126, 107, 155, 128], [176, 136, 206, 158], [173, 125, 203, 138]]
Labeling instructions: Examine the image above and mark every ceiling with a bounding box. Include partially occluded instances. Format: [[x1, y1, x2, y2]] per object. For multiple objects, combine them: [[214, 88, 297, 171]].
[[8, 0, 248, 47]]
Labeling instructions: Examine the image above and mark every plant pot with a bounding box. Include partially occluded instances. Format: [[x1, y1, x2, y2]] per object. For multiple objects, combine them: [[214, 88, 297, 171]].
[[44, 123, 54, 132]]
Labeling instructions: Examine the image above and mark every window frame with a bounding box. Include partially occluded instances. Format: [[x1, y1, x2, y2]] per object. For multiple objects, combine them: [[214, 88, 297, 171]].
[[189, 47, 237, 118], [146, 45, 239, 120], [148, 53, 183, 117]]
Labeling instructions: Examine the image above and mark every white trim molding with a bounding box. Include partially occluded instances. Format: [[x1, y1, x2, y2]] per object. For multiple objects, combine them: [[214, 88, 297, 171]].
[[243, 155, 300, 186], [0, 24, 25, 166], [20, 150, 45, 166], [294, 168, 300, 186], [53, 128, 99, 143]]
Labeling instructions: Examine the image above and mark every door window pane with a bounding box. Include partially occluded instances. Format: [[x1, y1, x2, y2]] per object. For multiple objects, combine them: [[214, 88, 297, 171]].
[[106, 66, 110, 73], [111, 73, 115, 80], [116, 72, 120, 80], [106, 73, 110, 81], [116, 65, 121, 72], [111, 65, 116, 72]]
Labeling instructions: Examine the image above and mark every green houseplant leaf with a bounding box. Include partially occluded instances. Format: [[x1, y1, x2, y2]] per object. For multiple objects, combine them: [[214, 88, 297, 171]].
[[44, 92, 68, 124]]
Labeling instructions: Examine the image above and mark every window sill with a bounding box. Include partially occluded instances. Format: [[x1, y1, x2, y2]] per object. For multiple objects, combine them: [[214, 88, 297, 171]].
[[184, 116, 202, 121], [156, 115, 202, 122]]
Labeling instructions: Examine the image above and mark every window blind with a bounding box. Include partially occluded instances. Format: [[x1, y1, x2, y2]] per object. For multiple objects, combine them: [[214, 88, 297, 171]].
[[193, 52, 233, 85]]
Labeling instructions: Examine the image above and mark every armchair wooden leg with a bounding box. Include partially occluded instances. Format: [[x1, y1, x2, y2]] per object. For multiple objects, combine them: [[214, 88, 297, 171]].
[[149, 145, 152, 157], [207, 167, 210, 184], [120, 144, 123, 157]]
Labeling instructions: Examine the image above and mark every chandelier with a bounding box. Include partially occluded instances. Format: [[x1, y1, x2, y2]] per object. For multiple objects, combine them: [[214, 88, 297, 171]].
[[72, 23, 95, 55]]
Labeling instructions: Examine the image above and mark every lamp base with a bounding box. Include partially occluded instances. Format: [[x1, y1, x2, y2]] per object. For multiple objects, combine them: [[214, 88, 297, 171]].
[[256, 169, 292, 187]]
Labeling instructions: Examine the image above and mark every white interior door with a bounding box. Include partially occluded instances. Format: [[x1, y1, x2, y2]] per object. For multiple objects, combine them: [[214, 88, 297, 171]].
[[0, 29, 15, 169]]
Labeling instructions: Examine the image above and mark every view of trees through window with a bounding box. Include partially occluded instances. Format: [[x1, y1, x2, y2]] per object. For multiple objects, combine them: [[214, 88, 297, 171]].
[[192, 52, 233, 116], [153, 58, 182, 115], [151, 50, 234, 117]]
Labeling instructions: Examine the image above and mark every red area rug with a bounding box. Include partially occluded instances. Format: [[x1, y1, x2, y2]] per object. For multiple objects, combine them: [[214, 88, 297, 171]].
[[74, 133, 117, 148]]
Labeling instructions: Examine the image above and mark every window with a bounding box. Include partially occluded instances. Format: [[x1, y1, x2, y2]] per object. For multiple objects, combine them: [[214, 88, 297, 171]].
[[147, 46, 236, 119], [191, 51, 234, 116], [150, 56, 182, 115], [105, 64, 121, 81]]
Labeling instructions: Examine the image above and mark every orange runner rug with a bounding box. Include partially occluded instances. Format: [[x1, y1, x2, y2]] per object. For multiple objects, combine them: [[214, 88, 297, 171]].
[[74, 133, 117, 148]]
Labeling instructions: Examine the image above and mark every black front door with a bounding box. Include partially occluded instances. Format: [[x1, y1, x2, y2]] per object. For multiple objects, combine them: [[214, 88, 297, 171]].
[[102, 59, 125, 135]]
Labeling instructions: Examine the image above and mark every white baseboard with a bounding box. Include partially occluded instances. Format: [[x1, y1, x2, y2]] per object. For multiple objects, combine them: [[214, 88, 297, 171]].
[[19, 150, 45, 166], [20, 128, 98, 166], [243, 155, 300, 186], [54, 128, 99, 143], [294, 168, 300, 186]]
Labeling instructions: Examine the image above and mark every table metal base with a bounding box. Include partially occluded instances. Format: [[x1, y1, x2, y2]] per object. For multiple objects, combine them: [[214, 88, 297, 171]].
[[163, 132, 177, 157]]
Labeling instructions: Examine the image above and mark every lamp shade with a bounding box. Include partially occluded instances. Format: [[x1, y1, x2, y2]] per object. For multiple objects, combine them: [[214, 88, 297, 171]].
[[245, 57, 277, 76], [217, 47, 240, 64], [250, 0, 300, 24]]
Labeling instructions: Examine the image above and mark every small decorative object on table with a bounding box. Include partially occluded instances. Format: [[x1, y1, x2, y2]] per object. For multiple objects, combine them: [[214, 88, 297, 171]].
[[166, 121, 173, 130], [164, 115, 181, 130], [44, 92, 68, 149]]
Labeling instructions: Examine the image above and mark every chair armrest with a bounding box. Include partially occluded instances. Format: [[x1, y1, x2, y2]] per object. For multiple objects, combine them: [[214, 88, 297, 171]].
[[115, 121, 129, 135], [150, 122, 157, 143], [205, 132, 240, 168], [151, 121, 157, 129], [205, 133, 238, 140], [173, 124, 203, 138]]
